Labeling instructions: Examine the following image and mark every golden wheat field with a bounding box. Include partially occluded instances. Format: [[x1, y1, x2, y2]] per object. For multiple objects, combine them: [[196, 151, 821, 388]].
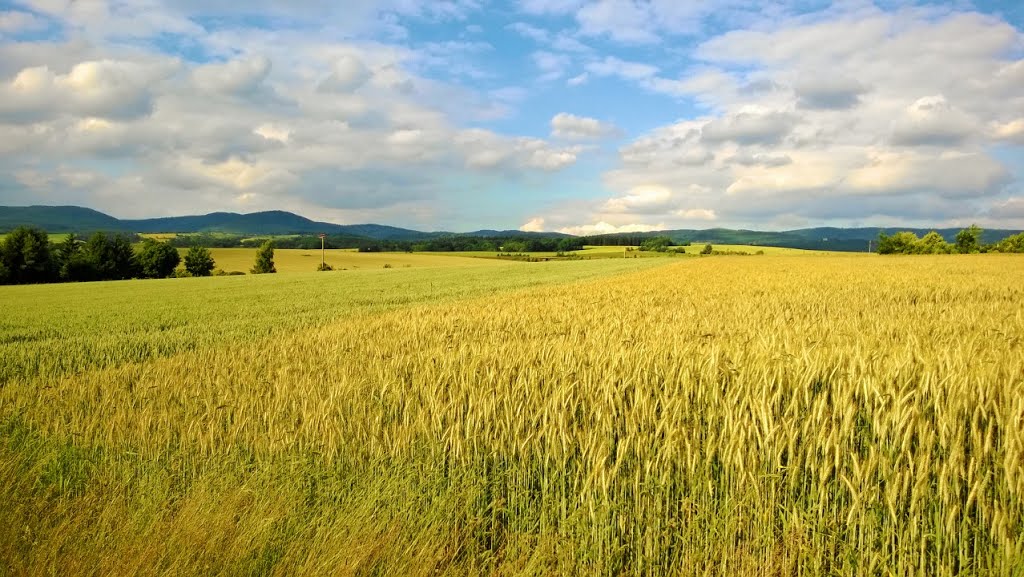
[[1, 255, 1022, 576]]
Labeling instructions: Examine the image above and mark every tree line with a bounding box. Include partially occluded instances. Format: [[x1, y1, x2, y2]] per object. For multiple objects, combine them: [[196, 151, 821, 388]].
[[0, 227, 258, 285], [357, 236, 586, 253], [877, 225, 1024, 254]]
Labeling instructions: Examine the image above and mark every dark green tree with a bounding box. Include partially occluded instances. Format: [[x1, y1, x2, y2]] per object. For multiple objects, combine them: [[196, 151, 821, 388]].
[[877, 231, 919, 254], [955, 224, 982, 254], [640, 236, 675, 252], [700, 243, 713, 255], [0, 226, 55, 284], [135, 238, 181, 278], [55, 233, 82, 281], [184, 245, 216, 276], [251, 241, 276, 274], [80, 232, 137, 281]]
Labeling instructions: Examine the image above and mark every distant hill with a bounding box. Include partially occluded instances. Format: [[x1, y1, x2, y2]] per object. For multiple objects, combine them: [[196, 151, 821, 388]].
[[0, 206, 123, 233], [0, 206, 433, 240], [1, 205, 1019, 251], [588, 226, 1023, 252]]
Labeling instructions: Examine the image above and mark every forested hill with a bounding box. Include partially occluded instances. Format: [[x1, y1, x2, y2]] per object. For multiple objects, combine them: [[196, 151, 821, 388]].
[[0, 206, 435, 240], [2, 205, 1020, 252], [584, 227, 1023, 252]]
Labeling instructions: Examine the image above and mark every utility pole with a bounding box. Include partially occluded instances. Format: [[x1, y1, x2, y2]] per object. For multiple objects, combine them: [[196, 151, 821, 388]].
[[319, 233, 326, 268]]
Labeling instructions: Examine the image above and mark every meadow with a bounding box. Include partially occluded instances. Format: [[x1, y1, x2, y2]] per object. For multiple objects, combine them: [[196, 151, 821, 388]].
[[1, 255, 1021, 576], [197, 247, 512, 273]]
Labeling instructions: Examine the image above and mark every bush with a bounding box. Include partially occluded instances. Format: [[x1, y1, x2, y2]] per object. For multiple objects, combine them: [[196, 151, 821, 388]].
[[317, 262, 333, 271], [700, 244, 713, 255]]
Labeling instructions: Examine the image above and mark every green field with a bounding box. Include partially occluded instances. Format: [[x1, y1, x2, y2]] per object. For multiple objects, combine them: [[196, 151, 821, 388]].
[[199, 247, 515, 273], [2, 255, 1022, 575]]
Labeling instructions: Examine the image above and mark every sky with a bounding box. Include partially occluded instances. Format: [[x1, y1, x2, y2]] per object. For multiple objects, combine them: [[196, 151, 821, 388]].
[[0, 0, 1022, 233]]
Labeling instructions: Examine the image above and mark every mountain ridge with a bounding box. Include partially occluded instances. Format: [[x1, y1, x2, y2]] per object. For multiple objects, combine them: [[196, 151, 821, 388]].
[[1, 205, 1020, 251]]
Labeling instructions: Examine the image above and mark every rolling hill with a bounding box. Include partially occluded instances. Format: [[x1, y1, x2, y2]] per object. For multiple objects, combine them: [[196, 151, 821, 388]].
[[1, 205, 1019, 251]]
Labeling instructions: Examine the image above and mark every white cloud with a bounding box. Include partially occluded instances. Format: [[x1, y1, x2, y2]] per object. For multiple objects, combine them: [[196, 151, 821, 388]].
[[550, 112, 617, 140], [508, 22, 549, 42], [557, 221, 663, 236], [519, 217, 545, 232], [193, 56, 271, 95], [518, 0, 581, 16], [992, 119, 1024, 143], [577, 0, 658, 44], [318, 54, 372, 92], [602, 185, 672, 213], [585, 56, 658, 80], [987, 197, 1024, 219], [0, 10, 46, 32], [890, 95, 977, 147], [532, 51, 571, 82], [675, 208, 717, 220], [0, 59, 177, 122], [585, 5, 1024, 228], [567, 72, 588, 86], [455, 129, 581, 171]]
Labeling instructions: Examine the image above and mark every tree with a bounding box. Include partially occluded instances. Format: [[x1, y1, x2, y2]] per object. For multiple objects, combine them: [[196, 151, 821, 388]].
[[135, 238, 181, 278], [955, 224, 983, 254], [877, 231, 919, 254], [995, 232, 1024, 253], [184, 245, 216, 276], [700, 243, 713, 255], [55, 233, 82, 281], [0, 226, 55, 284], [75, 232, 137, 281], [914, 231, 952, 254], [251, 241, 276, 274], [640, 236, 675, 252]]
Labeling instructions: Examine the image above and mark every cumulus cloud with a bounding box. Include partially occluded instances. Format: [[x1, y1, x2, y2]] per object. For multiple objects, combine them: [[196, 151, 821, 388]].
[[557, 221, 663, 236], [318, 54, 372, 92], [519, 217, 545, 232], [794, 76, 867, 110], [0, 59, 175, 122], [563, 4, 1024, 230], [455, 129, 580, 171], [890, 95, 977, 147], [987, 197, 1024, 219], [550, 112, 618, 140], [602, 186, 673, 214], [193, 56, 271, 95], [701, 110, 794, 145]]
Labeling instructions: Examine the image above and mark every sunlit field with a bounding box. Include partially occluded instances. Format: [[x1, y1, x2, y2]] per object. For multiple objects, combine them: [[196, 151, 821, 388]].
[[1, 255, 1022, 576], [199, 247, 514, 273]]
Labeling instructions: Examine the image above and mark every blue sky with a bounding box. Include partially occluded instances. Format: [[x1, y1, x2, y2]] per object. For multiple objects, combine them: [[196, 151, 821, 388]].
[[0, 0, 1022, 233]]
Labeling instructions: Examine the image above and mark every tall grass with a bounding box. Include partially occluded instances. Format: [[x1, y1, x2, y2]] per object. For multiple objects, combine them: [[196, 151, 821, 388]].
[[1, 255, 1021, 575]]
